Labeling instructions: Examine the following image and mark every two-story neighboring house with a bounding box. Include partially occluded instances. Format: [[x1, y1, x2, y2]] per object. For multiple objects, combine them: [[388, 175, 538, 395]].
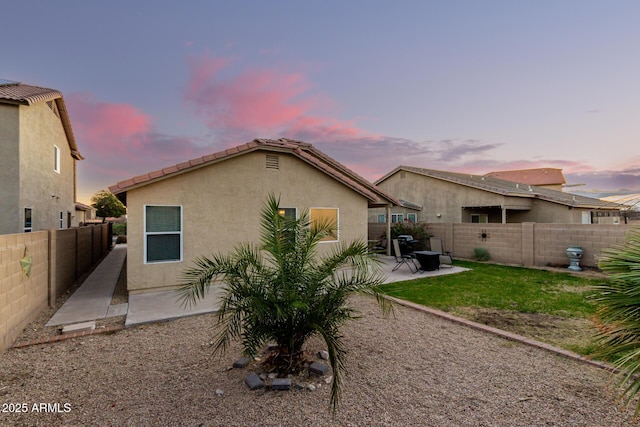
[[0, 80, 83, 234]]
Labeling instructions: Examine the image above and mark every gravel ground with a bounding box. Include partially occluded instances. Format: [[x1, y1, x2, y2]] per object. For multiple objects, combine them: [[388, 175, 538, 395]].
[[1, 295, 636, 426]]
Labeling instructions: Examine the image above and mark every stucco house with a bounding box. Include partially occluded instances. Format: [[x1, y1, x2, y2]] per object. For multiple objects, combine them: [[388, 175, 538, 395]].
[[109, 138, 398, 294], [0, 80, 83, 234], [370, 166, 625, 224], [73, 202, 97, 227]]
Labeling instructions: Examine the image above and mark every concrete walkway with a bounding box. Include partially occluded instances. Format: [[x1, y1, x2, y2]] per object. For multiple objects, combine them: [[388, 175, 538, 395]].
[[46, 245, 128, 327], [46, 247, 466, 329]]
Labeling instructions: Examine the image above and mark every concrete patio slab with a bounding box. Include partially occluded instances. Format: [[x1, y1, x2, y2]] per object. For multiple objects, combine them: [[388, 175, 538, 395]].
[[125, 286, 225, 327], [106, 303, 129, 318], [61, 321, 96, 334], [377, 255, 469, 284]]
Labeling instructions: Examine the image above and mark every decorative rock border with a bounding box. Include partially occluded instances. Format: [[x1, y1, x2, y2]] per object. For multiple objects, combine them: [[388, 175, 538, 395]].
[[232, 351, 333, 393]]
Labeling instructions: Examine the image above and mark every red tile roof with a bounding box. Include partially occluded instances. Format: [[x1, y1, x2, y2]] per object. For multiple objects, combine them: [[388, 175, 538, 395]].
[[485, 168, 566, 186], [0, 81, 83, 160], [0, 81, 62, 105], [109, 138, 398, 208]]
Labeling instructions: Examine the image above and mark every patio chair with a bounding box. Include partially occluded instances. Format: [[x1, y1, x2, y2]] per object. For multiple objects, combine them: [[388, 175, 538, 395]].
[[370, 238, 387, 254], [429, 237, 454, 268], [391, 239, 419, 273]]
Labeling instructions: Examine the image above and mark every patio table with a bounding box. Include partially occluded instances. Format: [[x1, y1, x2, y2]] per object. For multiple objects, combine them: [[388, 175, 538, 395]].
[[413, 251, 440, 271]]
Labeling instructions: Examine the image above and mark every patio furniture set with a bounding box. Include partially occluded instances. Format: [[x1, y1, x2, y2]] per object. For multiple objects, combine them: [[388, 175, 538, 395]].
[[391, 236, 454, 274]]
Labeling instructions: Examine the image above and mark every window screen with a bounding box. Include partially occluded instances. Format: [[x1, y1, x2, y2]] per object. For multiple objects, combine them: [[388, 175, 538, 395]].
[[145, 205, 182, 263]]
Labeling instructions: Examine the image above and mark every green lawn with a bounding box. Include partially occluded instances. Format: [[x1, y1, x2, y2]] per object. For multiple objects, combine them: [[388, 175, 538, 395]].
[[378, 260, 607, 355]]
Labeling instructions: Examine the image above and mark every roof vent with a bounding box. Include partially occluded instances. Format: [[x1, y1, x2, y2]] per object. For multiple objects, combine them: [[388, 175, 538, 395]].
[[266, 154, 279, 169]]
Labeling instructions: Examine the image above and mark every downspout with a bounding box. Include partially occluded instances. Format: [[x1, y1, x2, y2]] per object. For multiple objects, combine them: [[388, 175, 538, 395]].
[[386, 205, 392, 256]]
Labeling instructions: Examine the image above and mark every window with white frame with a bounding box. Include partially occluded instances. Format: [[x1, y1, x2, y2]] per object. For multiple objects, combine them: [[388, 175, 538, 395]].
[[309, 208, 338, 242], [24, 208, 32, 232], [406, 213, 417, 223], [145, 205, 182, 263], [391, 213, 404, 223], [377, 214, 386, 223], [54, 145, 61, 173], [59, 211, 64, 229], [471, 214, 488, 223]]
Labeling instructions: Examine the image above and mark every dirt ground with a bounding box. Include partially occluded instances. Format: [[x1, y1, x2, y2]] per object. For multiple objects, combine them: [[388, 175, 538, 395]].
[[453, 307, 597, 355]]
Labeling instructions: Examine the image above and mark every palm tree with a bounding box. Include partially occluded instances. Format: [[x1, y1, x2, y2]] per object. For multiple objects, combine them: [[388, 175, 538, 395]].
[[593, 227, 640, 415], [178, 194, 391, 412]]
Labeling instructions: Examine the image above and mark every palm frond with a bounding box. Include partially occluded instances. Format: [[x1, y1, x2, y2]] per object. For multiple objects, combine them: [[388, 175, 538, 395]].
[[178, 193, 393, 412]]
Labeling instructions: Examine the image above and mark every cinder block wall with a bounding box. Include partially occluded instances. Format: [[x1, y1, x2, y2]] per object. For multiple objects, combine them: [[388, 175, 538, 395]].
[[369, 222, 636, 269], [533, 224, 631, 268], [0, 224, 112, 352], [0, 231, 49, 351]]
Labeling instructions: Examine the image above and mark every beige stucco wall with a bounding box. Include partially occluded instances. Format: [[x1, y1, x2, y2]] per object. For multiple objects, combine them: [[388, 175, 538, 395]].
[[371, 170, 598, 224], [0, 104, 20, 234], [19, 102, 76, 231], [0, 101, 76, 234], [125, 151, 370, 294]]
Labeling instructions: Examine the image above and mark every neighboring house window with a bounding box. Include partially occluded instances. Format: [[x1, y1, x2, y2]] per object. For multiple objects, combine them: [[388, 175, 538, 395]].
[[59, 211, 64, 229], [377, 214, 386, 223], [407, 213, 417, 223], [54, 145, 61, 173], [471, 214, 488, 223], [278, 207, 297, 219], [24, 208, 32, 232], [309, 208, 338, 242], [145, 205, 182, 263], [391, 213, 404, 223]]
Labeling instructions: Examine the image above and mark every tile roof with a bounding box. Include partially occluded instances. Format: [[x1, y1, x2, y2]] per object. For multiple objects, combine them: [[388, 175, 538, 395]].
[[485, 168, 566, 186], [0, 81, 62, 105], [0, 81, 83, 160], [109, 138, 399, 208], [377, 166, 626, 210]]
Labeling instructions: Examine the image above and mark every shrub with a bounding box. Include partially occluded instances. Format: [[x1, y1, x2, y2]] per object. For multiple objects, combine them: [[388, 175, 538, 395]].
[[473, 247, 491, 261], [593, 227, 640, 415], [389, 222, 431, 250], [112, 223, 127, 236]]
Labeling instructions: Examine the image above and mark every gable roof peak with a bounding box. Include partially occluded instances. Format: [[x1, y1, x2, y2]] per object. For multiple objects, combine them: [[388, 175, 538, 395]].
[[109, 138, 399, 208]]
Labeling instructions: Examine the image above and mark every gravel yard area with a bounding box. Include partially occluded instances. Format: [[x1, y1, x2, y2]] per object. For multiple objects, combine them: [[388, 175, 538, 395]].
[[1, 295, 636, 426]]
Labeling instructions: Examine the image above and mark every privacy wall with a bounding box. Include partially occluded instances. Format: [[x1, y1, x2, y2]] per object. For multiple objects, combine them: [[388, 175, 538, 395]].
[[0, 224, 110, 351], [369, 222, 635, 269]]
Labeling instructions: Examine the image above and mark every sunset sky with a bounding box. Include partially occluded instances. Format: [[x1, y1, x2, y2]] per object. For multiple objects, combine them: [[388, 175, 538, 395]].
[[4, 1, 640, 203]]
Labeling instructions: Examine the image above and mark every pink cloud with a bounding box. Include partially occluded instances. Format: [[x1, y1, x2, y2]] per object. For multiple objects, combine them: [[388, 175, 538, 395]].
[[66, 94, 213, 199], [68, 93, 152, 156], [183, 52, 366, 144]]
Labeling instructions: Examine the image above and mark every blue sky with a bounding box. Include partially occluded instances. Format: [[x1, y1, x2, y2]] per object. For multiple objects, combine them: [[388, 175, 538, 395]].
[[4, 1, 640, 202]]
